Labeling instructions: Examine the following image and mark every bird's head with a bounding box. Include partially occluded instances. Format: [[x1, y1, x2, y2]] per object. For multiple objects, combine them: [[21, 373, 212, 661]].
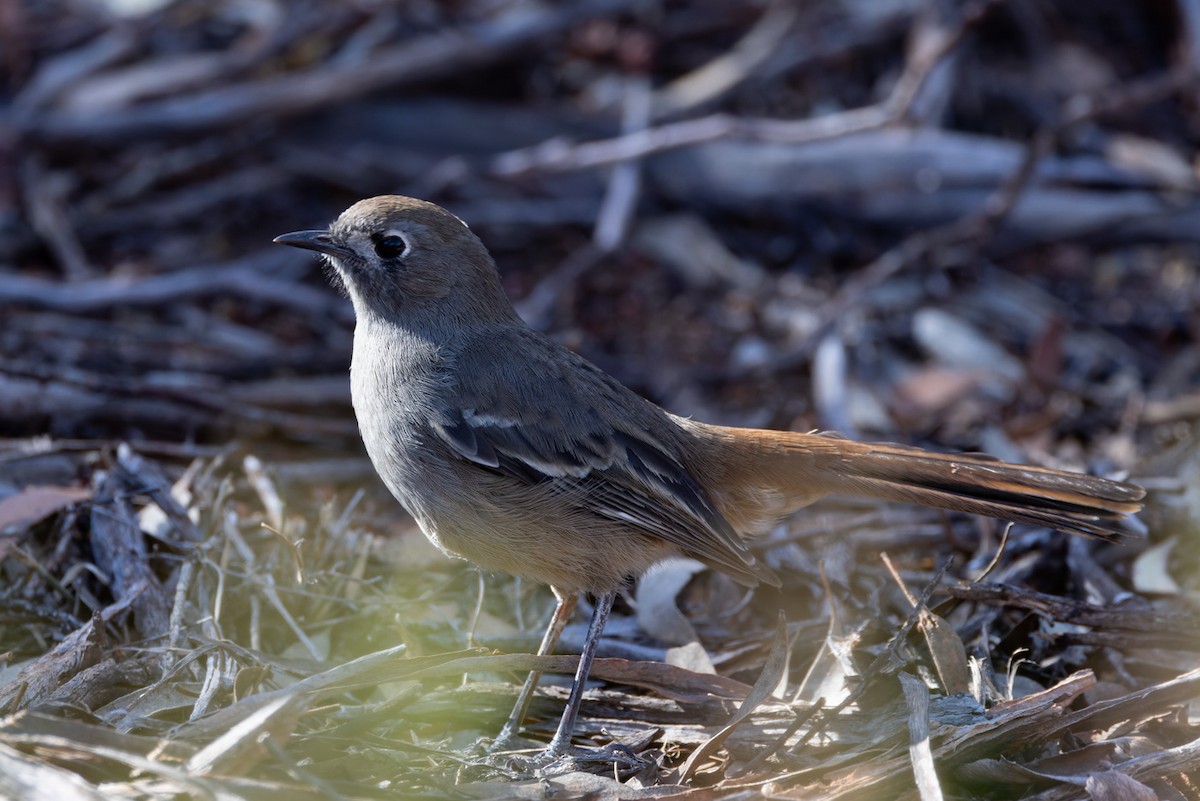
[[274, 195, 517, 327]]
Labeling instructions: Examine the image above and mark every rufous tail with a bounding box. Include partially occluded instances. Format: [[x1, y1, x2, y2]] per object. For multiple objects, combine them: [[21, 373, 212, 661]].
[[699, 425, 1144, 539]]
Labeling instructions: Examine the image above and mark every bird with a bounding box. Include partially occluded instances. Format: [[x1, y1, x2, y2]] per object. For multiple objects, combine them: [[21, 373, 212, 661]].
[[274, 195, 1144, 762]]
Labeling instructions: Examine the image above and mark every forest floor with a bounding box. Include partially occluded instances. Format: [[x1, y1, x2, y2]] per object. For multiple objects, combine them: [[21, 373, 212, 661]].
[[1, 2, 1198, 799]]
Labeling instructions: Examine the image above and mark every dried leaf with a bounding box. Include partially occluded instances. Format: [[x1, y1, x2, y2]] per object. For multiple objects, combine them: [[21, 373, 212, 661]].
[[1131, 537, 1182, 595], [1084, 770, 1157, 801], [918, 610, 972, 696], [678, 611, 788, 782], [636, 559, 707, 647], [0, 485, 90, 533]]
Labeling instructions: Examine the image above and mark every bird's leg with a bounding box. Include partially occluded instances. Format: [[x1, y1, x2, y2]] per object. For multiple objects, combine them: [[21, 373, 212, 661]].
[[492, 587, 577, 748], [544, 590, 616, 757]]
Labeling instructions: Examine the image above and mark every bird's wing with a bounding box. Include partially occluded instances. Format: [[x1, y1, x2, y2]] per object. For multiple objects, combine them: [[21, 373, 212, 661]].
[[431, 328, 774, 586]]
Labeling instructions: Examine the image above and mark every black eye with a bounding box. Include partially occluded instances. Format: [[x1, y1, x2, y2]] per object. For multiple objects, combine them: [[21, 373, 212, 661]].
[[372, 234, 408, 259]]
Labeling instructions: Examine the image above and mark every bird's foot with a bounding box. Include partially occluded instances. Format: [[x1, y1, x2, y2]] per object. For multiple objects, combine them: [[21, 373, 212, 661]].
[[536, 741, 646, 777], [484, 739, 647, 778], [479, 718, 532, 756]]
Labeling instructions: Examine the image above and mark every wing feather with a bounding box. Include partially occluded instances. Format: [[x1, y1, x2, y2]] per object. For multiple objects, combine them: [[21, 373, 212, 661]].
[[431, 329, 775, 585]]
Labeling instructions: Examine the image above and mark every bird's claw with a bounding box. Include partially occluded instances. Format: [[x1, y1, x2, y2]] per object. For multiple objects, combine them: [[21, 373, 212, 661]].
[[483, 740, 647, 778]]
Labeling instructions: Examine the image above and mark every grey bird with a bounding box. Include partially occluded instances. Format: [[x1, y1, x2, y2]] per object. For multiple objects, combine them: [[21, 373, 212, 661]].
[[274, 195, 1144, 762]]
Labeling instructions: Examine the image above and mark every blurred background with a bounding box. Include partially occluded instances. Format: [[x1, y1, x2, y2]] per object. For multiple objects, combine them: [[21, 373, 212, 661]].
[[2, 0, 1199, 796], [3, 0, 1196, 462]]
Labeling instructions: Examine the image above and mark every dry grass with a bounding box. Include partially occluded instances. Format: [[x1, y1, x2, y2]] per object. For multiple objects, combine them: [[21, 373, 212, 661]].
[[1, 438, 1196, 800]]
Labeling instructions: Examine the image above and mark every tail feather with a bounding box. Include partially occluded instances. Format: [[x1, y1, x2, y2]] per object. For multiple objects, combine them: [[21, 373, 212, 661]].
[[696, 424, 1145, 540], [823, 440, 1143, 539], [836, 474, 1139, 538]]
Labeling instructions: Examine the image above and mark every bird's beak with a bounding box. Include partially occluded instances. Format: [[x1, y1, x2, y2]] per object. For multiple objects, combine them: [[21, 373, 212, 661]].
[[273, 230, 354, 260]]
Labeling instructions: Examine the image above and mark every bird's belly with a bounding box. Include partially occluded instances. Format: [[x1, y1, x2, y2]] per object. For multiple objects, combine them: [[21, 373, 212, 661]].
[[351, 399, 681, 592], [405, 475, 680, 594], [434, 517, 678, 595]]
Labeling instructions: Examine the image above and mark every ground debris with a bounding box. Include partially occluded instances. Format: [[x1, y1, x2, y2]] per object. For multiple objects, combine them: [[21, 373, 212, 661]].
[[1, 1, 1198, 798]]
